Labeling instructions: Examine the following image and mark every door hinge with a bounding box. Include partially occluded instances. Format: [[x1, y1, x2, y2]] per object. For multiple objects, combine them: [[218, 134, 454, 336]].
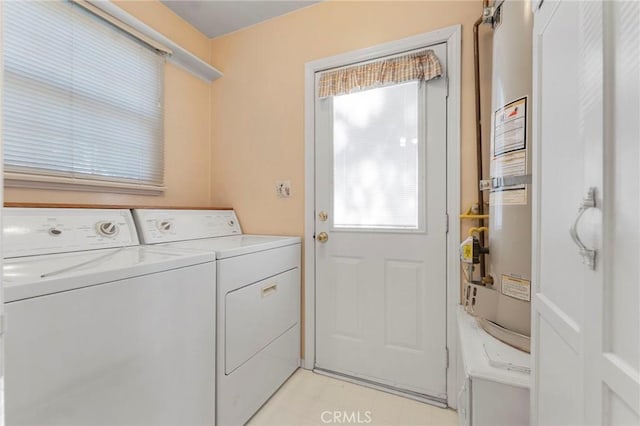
[[445, 213, 449, 234], [445, 347, 450, 369]]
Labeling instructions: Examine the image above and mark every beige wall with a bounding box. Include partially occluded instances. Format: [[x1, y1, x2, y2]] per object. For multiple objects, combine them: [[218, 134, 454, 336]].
[[5, 0, 216, 207], [209, 0, 492, 235], [209, 0, 493, 356]]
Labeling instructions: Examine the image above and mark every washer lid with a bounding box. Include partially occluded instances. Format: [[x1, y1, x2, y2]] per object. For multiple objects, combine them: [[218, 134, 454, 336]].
[[161, 234, 301, 259], [3, 246, 215, 302]]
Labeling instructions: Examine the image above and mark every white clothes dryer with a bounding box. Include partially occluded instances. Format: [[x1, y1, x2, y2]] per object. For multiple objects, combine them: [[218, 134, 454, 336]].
[[132, 209, 301, 426], [3, 208, 217, 425]]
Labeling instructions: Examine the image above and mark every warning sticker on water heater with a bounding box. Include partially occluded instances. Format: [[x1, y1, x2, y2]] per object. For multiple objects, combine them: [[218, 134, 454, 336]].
[[491, 97, 528, 206], [493, 98, 527, 157], [490, 189, 527, 206], [501, 275, 531, 302]]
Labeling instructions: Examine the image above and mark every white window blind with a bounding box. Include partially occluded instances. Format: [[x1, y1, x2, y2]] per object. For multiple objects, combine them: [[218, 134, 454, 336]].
[[333, 81, 421, 229], [3, 0, 165, 192]]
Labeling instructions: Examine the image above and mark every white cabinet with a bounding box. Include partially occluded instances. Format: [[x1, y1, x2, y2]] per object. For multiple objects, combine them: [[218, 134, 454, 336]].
[[532, 1, 640, 424], [457, 308, 530, 426]]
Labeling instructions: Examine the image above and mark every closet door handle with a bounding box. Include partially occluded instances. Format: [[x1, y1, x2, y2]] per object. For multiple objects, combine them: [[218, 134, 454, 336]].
[[569, 187, 597, 270]]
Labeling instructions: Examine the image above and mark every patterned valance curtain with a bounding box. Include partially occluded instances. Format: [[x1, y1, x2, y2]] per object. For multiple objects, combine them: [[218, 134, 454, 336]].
[[318, 49, 442, 98]]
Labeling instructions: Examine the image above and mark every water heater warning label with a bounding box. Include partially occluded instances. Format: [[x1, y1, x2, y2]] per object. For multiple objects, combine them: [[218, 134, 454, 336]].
[[491, 97, 528, 206], [501, 275, 531, 301], [493, 97, 527, 157]]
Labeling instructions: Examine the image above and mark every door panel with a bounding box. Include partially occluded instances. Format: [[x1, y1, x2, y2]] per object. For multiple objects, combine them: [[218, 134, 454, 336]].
[[606, 0, 640, 377], [384, 260, 423, 351], [536, 318, 581, 426], [606, 389, 638, 426], [533, 1, 588, 424], [332, 256, 365, 340], [600, 0, 640, 422], [537, 0, 584, 327], [314, 43, 448, 399]]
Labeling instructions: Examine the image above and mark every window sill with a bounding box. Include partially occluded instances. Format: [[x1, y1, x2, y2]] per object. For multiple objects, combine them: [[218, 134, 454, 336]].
[[5, 173, 165, 196]]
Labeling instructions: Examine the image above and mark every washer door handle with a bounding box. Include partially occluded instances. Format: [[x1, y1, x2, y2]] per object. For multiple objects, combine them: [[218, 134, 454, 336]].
[[569, 187, 597, 270]]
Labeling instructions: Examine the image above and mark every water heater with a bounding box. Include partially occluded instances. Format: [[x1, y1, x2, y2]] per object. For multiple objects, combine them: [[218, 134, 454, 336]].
[[470, 0, 533, 351]]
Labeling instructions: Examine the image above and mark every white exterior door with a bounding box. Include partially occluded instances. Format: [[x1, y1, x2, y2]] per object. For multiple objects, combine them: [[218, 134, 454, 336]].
[[314, 43, 448, 400], [532, 1, 640, 424]]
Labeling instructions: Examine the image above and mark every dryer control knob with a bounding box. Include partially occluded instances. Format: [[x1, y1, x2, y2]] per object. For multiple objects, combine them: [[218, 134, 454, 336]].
[[157, 220, 173, 233]]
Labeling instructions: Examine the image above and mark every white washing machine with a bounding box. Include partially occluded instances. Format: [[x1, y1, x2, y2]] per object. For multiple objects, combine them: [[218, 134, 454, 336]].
[[132, 209, 301, 426], [3, 208, 217, 425]]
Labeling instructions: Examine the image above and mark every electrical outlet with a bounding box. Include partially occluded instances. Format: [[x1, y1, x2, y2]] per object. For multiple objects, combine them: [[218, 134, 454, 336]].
[[276, 180, 291, 198]]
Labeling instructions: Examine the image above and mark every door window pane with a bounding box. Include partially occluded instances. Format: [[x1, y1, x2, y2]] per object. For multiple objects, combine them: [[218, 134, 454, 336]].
[[333, 82, 420, 229]]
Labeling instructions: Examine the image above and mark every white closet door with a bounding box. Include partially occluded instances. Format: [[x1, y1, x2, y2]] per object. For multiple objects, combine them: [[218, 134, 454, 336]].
[[533, 1, 640, 425], [596, 1, 640, 424], [532, 1, 602, 424]]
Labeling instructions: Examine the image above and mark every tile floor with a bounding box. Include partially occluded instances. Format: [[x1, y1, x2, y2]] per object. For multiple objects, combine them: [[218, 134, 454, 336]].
[[248, 369, 458, 426]]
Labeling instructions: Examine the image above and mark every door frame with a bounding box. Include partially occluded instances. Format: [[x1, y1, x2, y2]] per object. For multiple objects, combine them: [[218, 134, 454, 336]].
[[303, 25, 462, 408]]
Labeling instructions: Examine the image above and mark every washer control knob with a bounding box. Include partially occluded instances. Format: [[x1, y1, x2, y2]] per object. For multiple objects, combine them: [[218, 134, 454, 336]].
[[48, 228, 63, 237], [97, 221, 119, 237], [157, 220, 173, 233], [228, 220, 235, 227]]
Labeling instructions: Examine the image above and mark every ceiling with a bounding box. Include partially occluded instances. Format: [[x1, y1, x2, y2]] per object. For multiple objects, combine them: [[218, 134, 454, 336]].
[[161, 0, 322, 39]]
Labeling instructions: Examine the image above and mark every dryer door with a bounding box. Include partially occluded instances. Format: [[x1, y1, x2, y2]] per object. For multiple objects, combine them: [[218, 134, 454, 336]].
[[225, 268, 299, 374]]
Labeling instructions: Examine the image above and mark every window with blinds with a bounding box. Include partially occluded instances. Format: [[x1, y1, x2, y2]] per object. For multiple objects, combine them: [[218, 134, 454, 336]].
[[3, 0, 165, 193]]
